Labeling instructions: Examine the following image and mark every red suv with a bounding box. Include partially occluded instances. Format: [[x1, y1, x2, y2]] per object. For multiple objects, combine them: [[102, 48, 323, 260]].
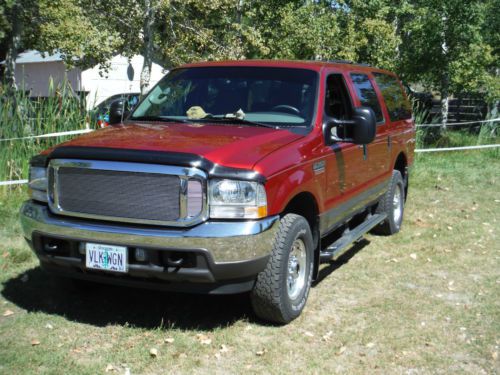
[[21, 60, 415, 323]]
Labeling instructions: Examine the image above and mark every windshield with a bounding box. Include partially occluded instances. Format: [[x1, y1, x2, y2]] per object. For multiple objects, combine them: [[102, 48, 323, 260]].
[[131, 67, 318, 127]]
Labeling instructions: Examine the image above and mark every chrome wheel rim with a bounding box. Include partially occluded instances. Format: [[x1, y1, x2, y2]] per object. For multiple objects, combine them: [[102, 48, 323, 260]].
[[287, 238, 307, 300], [393, 185, 403, 224]]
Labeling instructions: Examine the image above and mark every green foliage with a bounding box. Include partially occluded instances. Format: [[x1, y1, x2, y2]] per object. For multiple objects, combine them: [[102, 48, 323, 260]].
[[0, 0, 37, 41], [352, 18, 399, 70], [1, 0, 498, 103], [0, 0, 11, 40], [36, 0, 123, 69], [482, 0, 500, 64], [254, 3, 342, 60], [156, 0, 248, 65], [397, 0, 498, 100]]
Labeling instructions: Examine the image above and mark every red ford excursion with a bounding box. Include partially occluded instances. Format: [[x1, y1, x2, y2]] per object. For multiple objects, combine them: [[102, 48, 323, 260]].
[[21, 60, 415, 323]]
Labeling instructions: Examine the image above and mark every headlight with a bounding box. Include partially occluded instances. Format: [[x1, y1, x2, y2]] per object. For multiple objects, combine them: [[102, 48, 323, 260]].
[[209, 179, 267, 219], [28, 166, 48, 202]]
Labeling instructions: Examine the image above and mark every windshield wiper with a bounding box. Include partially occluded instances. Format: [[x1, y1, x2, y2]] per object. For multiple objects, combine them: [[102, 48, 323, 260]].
[[131, 114, 277, 129], [197, 116, 277, 129], [130, 115, 192, 123]]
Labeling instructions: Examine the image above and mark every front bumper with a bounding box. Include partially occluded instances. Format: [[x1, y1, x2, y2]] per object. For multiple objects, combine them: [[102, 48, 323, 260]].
[[20, 200, 279, 294]]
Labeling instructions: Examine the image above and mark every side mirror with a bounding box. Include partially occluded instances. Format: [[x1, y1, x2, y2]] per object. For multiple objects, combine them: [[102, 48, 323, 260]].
[[108, 99, 129, 125], [323, 106, 376, 145], [351, 106, 376, 145]]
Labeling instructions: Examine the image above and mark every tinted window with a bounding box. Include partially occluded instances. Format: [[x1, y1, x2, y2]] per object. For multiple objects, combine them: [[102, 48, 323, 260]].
[[373, 73, 412, 121], [350, 73, 384, 123], [132, 67, 318, 127]]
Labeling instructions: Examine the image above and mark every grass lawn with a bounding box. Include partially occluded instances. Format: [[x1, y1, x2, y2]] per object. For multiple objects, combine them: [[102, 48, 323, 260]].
[[0, 150, 498, 374]]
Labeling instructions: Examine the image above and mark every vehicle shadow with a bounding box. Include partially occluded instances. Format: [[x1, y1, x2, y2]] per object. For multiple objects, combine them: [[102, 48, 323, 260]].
[[1, 267, 253, 330], [1, 240, 368, 330], [313, 238, 370, 285]]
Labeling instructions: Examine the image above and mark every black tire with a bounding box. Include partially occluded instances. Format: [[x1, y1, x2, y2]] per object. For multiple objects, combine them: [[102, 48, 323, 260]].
[[372, 170, 405, 235], [250, 213, 314, 324]]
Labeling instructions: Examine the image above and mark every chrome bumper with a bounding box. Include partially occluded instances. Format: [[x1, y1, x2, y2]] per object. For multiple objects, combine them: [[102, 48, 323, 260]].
[[20, 200, 279, 263]]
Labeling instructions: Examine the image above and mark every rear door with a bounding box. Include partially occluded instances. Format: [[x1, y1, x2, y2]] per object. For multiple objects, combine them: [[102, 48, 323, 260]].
[[371, 72, 413, 176], [347, 72, 390, 184], [372, 73, 412, 124]]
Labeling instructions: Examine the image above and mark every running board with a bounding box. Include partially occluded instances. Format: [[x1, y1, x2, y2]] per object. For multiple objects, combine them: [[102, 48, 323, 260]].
[[319, 213, 387, 263]]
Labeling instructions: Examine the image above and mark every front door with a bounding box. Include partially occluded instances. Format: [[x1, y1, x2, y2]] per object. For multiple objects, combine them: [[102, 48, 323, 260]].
[[320, 72, 368, 234]]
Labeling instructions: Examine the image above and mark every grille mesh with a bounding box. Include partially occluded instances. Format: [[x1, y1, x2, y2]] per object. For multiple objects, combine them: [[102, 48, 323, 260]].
[[57, 167, 180, 222]]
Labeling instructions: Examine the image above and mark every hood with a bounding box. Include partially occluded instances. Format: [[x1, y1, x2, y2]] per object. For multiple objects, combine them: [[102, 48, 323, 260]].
[[53, 122, 304, 170]]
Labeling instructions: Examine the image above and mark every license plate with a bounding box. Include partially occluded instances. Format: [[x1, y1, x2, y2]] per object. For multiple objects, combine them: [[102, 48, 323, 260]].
[[85, 243, 128, 273]]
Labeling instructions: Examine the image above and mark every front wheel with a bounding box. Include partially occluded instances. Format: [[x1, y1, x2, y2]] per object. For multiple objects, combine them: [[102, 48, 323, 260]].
[[250, 214, 314, 324]]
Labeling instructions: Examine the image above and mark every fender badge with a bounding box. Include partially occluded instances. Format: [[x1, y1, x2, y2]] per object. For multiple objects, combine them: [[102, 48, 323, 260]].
[[313, 160, 326, 175]]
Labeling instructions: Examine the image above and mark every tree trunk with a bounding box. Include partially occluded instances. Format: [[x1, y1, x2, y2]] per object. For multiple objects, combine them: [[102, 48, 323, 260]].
[[394, 14, 401, 60], [236, 0, 244, 24], [235, 0, 244, 58], [438, 11, 450, 132], [440, 73, 449, 131], [140, 0, 155, 96], [5, 1, 22, 93]]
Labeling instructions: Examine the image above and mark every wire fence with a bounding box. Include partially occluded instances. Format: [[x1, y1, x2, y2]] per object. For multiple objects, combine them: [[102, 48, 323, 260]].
[[1, 118, 498, 186], [415, 117, 500, 127], [0, 128, 92, 142], [1, 117, 498, 142]]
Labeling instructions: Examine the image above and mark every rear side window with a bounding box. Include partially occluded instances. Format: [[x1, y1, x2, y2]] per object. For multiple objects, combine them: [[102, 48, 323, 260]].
[[350, 73, 384, 123], [373, 73, 412, 121]]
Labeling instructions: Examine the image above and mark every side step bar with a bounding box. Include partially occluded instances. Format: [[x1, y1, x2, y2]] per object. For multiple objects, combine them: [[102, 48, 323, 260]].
[[319, 213, 387, 263]]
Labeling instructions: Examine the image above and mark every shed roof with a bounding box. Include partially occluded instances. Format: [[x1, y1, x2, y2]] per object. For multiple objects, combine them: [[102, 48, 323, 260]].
[[0, 50, 67, 65]]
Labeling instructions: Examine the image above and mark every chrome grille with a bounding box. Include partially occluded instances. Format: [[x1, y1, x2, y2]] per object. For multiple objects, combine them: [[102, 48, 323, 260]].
[[58, 167, 180, 221], [48, 159, 207, 227]]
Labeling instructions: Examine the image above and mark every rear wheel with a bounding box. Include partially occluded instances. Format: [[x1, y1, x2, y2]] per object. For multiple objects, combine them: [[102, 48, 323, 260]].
[[372, 170, 405, 235], [250, 214, 314, 324]]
